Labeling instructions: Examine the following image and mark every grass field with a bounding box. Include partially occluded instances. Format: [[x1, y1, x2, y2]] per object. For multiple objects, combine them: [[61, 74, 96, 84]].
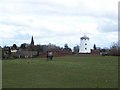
[[2, 56, 118, 88]]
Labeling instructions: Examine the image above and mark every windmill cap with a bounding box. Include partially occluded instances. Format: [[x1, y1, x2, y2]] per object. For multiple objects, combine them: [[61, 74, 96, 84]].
[[80, 35, 89, 40]]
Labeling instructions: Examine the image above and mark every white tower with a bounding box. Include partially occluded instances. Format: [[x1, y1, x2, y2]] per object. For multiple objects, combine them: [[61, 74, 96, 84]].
[[79, 35, 91, 53]]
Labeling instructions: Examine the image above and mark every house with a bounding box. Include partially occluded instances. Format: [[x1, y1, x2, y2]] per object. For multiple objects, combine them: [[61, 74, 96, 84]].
[[18, 50, 37, 58]]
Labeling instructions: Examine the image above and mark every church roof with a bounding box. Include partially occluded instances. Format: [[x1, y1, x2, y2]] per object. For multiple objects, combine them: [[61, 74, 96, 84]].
[[80, 35, 89, 40], [31, 36, 34, 45]]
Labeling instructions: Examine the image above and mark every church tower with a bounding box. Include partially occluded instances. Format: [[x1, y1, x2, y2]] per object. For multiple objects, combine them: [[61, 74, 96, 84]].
[[31, 36, 34, 46], [30, 36, 34, 51]]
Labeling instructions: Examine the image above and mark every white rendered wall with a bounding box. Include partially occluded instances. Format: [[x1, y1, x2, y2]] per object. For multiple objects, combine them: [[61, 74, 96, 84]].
[[79, 39, 91, 53]]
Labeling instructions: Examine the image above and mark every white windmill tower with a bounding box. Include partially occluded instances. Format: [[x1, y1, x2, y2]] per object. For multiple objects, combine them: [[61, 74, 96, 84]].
[[79, 35, 91, 53]]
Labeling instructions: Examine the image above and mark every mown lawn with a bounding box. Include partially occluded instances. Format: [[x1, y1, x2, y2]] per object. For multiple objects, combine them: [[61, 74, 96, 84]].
[[2, 56, 118, 88]]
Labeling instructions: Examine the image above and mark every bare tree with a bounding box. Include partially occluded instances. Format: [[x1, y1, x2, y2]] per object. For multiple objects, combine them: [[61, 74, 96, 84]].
[[109, 42, 119, 56]]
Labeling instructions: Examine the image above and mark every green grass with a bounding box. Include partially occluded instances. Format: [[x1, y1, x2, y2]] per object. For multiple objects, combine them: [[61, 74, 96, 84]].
[[2, 56, 118, 88]]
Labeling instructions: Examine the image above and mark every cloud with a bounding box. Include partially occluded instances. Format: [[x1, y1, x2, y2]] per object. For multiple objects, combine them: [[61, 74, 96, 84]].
[[0, 0, 118, 18], [97, 19, 118, 32], [0, 0, 118, 48], [0, 19, 29, 27]]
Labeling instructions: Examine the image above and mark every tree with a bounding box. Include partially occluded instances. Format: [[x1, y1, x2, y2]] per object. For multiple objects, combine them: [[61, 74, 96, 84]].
[[34, 45, 43, 56], [29, 44, 35, 51], [64, 44, 69, 49], [109, 42, 119, 56], [73, 45, 79, 54], [64, 43, 72, 52], [12, 44, 17, 49], [3, 46, 11, 59], [93, 44, 97, 50], [20, 43, 28, 49]]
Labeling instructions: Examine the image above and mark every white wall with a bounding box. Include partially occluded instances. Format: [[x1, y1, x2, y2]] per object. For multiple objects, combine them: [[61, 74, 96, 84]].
[[79, 39, 91, 53]]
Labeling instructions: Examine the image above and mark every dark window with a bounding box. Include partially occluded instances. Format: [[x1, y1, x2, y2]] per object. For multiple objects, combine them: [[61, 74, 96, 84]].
[[85, 48, 87, 50], [85, 43, 87, 45]]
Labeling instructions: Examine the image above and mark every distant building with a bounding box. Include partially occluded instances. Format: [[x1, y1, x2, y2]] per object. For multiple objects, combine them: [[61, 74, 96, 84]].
[[31, 36, 34, 46], [79, 35, 91, 53], [30, 36, 35, 51], [11, 49, 18, 53], [18, 50, 37, 58], [11, 36, 37, 58]]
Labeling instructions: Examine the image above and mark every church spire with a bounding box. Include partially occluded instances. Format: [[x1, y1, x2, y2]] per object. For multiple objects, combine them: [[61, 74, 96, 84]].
[[31, 36, 34, 45]]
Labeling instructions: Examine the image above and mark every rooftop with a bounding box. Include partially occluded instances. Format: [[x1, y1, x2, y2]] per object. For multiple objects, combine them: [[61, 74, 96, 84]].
[[80, 35, 89, 40]]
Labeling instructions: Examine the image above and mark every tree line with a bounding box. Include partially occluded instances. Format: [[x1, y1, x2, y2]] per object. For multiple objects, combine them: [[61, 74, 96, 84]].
[[0, 41, 120, 59], [1, 43, 72, 59]]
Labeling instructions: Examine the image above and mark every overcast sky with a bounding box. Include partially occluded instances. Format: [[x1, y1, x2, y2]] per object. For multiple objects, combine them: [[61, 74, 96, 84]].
[[0, 0, 118, 49]]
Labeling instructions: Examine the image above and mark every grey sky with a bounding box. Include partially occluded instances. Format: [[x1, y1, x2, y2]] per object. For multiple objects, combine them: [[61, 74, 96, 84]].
[[0, 0, 118, 49]]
